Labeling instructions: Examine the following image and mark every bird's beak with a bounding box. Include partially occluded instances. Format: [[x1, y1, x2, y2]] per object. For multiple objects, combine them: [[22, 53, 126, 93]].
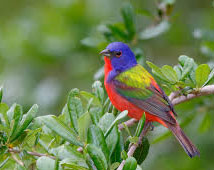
[[99, 49, 112, 57]]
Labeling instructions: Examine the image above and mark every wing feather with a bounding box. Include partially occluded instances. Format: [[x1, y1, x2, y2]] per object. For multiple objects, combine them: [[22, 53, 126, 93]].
[[113, 65, 176, 124]]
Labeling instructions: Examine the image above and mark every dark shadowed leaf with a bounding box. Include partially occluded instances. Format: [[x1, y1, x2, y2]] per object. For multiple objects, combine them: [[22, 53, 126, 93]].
[[86, 144, 108, 170], [133, 137, 150, 164], [123, 157, 137, 170]]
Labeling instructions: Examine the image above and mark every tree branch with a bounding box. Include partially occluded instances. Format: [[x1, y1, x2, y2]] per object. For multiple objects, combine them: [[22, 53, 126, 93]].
[[8, 148, 55, 160]]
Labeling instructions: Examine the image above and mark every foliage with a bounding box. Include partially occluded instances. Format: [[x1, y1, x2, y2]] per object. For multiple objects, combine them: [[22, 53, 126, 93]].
[[0, 0, 214, 170]]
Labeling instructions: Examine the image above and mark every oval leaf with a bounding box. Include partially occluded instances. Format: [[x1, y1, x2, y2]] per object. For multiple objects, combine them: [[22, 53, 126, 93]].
[[40, 115, 83, 147], [86, 144, 108, 170], [195, 64, 210, 87], [87, 124, 109, 161], [123, 157, 137, 170]]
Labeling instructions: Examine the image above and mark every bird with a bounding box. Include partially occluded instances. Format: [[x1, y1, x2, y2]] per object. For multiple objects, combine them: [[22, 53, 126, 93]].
[[100, 42, 200, 158]]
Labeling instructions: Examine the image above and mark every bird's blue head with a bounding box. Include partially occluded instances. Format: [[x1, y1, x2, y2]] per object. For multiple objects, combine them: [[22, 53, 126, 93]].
[[100, 42, 137, 72]]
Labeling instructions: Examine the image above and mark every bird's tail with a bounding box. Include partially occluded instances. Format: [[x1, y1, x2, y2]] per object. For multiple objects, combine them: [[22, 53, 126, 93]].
[[167, 123, 200, 158]]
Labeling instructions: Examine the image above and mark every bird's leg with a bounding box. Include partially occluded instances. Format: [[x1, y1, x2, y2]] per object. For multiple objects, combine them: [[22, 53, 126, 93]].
[[150, 122, 155, 131]]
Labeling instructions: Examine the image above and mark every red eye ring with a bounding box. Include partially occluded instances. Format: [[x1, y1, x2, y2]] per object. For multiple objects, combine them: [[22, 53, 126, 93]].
[[116, 51, 122, 57]]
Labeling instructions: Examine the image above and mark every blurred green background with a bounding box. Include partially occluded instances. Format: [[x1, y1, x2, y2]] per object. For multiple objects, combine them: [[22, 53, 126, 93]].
[[0, 0, 213, 169]]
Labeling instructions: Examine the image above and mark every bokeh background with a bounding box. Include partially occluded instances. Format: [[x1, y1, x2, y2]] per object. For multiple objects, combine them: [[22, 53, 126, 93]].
[[0, 0, 213, 169]]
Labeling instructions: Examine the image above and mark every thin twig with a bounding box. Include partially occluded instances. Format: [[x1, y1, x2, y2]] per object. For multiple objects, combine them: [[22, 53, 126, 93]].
[[11, 153, 24, 166], [8, 148, 55, 160], [117, 122, 151, 170], [118, 118, 138, 130], [171, 85, 214, 105]]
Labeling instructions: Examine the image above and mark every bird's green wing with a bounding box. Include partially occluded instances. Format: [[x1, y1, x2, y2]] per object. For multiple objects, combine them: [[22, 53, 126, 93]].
[[113, 64, 176, 124]]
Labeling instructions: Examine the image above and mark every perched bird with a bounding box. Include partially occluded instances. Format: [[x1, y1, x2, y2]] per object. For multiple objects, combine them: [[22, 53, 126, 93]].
[[100, 42, 200, 158]]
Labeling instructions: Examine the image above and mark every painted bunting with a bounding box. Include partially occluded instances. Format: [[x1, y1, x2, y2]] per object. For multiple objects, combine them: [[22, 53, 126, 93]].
[[100, 42, 200, 158]]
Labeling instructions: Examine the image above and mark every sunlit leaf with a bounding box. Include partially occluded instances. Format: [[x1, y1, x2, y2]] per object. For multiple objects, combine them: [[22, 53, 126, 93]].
[[123, 157, 137, 170], [10, 104, 38, 142], [78, 111, 91, 142], [87, 124, 110, 161], [161, 65, 178, 83], [92, 81, 105, 104], [104, 110, 128, 138], [40, 115, 83, 147], [203, 68, 214, 87], [195, 64, 210, 87], [99, 113, 119, 157], [146, 61, 168, 82], [36, 156, 55, 170], [178, 55, 195, 80]]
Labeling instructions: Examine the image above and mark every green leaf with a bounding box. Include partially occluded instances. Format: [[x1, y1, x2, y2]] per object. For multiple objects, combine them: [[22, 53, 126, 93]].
[[107, 24, 128, 41], [60, 158, 88, 170], [146, 61, 168, 82], [123, 157, 137, 170], [50, 145, 84, 160], [67, 89, 83, 133], [104, 110, 128, 138], [92, 81, 105, 104], [87, 125, 110, 161], [178, 55, 194, 80], [88, 107, 102, 125], [10, 104, 38, 142], [195, 64, 210, 87], [174, 65, 182, 80], [161, 65, 178, 83], [0, 86, 3, 103], [78, 111, 91, 142], [40, 115, 83, 147], [140, 21, 170, 40], [99, 113, 119, 158], [111, 131, 124, 163], [86, 144, 108, 170], [80, 91, 101, 107], [9, 104, 22, 140], [121, 3, 136, 40], [203, 68, 214, 86], [0, 103, 9, 127], [133, 137, 150, 164], [37, 156, 55, 170], [135, 113, 146, 137], [199, 113, 211, 133]]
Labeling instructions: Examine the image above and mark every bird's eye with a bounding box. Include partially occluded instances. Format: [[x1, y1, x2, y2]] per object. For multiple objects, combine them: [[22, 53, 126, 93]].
[[115, 51, 122, 57]]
